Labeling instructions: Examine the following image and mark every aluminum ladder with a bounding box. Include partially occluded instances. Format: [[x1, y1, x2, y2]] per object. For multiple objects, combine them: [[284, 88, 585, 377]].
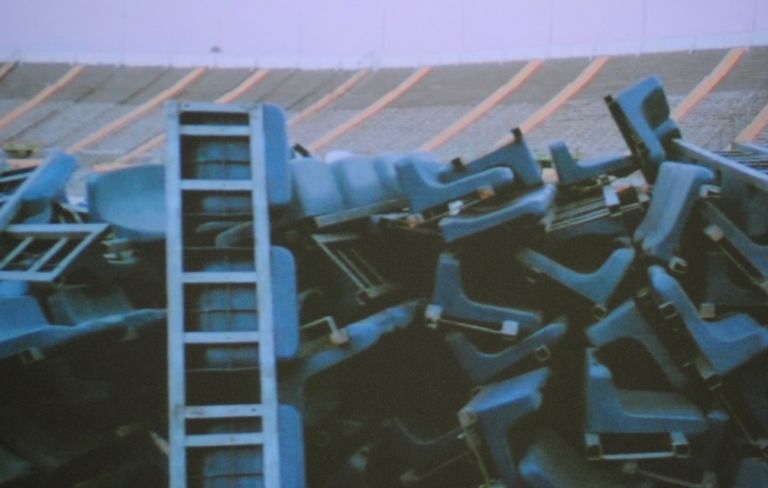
[[165, 102, 283, 487]]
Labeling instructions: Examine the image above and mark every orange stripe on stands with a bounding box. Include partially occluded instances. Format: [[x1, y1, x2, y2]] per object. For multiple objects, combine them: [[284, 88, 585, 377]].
[[93, 134, 166, 172], [215, 68, 270, 103], [307, 66, 432, 153], [494, 56, 610, 148], [68, 67, 207, 153], [0, 62, 17, 84], [0, 65, 84, 132], [672, 47, 746, 121], [94, 69, 270, 172], [419, 60, 542, 152], [288, 69, 371, 127], [735, 99, 768, 142]]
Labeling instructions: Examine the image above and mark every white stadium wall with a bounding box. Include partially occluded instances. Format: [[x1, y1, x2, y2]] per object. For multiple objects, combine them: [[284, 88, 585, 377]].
[[2, 0, 768, 68]]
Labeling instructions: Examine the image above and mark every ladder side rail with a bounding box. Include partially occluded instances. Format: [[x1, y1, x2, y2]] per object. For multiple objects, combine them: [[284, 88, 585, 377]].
[[165, 101, 188, 488], [249, 106, 282, 488]]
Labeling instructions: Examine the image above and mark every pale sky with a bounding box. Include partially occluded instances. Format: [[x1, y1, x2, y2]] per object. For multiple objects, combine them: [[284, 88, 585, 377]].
[[2, 0, 767, 67]]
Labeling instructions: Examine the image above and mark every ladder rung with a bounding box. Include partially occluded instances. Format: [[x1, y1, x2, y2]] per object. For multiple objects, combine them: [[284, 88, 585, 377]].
[[185, 404, 264, 419], [185, 432, 264, 448], [180, 124, 251, 137], [184, 331, 260, 344], [181, 179, 254, 191], [181, 272, 259, 284]]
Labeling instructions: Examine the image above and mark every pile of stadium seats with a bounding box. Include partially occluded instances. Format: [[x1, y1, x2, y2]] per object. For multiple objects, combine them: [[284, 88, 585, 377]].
[[1, 75, 768, 487]]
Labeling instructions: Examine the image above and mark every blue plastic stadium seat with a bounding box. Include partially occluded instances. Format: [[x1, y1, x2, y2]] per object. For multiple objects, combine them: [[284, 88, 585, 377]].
[[288, 158, 345, 219], [196, 191, 253, 216], [278, 404, 308, 488], [87, 164, 166, 241], [634, 162, 715, 266], [446, 317, 567, 385], [429, 252, 542, 336], [190, 404, 306, 488], [607, 76, 682, 179], [0, 280, 28, 298], [734, 458, 768, 488], [584, 349, 709, 452], [585, 346, 730, 466], [288, 156, 404, 225], [47, 285, 133, 325], [187, 138, 254, 216], [586, 300, 688, 390], [439, 183, 556, 243], [395, 154, 515, 213], [331, 156, 404, 209], [447, 128, 543, 189], [282, 301, 419, 412], [291, 301, 419, 383], [516, 246, 635, 313], [519, 429, 647, 488], [189, 139, 250, 179], [701, 201, 768, 293], [703, 252, 766, 309], [720, 173, 768, 239], [179, 103, 290, 209], [731, 362, 768, 439], [0, 295, 50, 332], [0, 295, 164, 362], [373, 155, 404, 199], [194, 247, 299, 367], [649, 265, 768, 377], [458, 368, 551, 487], [549, 139, 635, 187], [262, 103, 292, 207], [19, 152, 78, 223]]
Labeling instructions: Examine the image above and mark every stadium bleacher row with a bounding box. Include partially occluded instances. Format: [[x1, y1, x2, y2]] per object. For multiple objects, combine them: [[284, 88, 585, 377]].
[[1, 46, 767, 178]]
